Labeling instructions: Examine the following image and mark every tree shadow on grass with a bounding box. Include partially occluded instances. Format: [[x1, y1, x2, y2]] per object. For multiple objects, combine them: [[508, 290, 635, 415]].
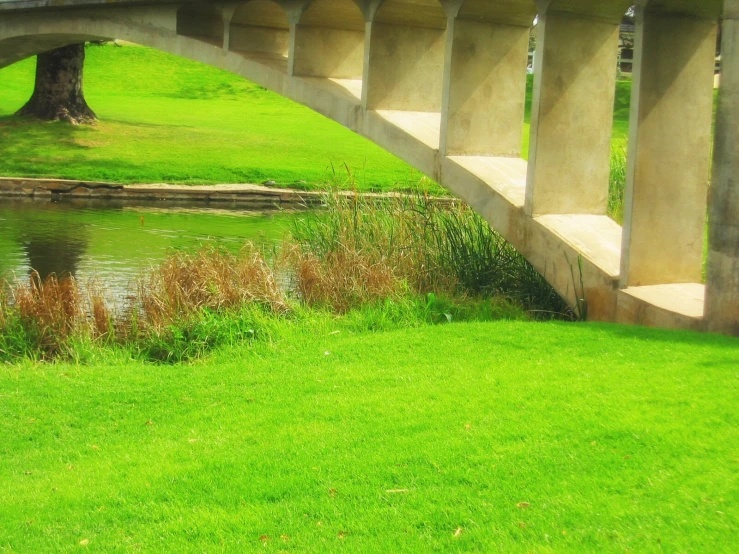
[[0, 115, 152, 180], [0, 115, 97, 151]]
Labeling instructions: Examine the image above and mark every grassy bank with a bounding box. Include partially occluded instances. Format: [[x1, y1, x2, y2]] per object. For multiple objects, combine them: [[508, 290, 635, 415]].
[[0, 45, 425, 190], [0, 44, 631, 193], [1, 320, 737, 552]]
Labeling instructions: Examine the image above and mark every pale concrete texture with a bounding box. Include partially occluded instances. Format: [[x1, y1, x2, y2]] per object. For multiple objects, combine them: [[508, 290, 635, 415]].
[[705, 4, 739, 336], [620, 10, 717, 287], [291, 0, 365, 78], [363, 21, 446, 111], [291, 26, 364, 78], [0, 0, 735, 335], [229, 1, 290, 57], [525, 10, 619, 216], [441, 18, 529, 157]]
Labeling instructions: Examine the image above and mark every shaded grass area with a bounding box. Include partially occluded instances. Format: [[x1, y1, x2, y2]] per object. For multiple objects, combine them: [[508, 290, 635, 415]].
[[0, 46, 426, 190], [0, 321, 737, 552]]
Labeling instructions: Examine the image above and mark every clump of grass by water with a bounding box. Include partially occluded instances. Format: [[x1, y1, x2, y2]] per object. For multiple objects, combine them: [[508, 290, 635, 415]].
[[1, 273, 84, 358], [132, 245, 288, 331], [289, 191, 572, 319]]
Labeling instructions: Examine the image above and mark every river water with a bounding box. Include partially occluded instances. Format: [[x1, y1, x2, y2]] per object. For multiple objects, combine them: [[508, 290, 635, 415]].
[[0, 198, 301, 297]]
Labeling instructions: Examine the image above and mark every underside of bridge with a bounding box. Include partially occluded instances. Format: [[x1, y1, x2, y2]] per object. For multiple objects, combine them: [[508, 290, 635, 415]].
[[0, 0, 736, 335]]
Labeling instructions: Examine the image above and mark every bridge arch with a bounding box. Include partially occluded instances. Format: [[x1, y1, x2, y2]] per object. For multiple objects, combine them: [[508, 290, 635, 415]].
[[0, 0, 735, 334], [365, 0, 447, 112]]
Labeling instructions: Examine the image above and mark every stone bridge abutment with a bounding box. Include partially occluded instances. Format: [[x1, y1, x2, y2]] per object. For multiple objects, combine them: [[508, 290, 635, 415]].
[[0, 0, 736, 335]]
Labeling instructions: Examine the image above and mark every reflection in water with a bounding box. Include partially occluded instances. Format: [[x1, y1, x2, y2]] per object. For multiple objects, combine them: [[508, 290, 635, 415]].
[[23, 236, 89, 280], [17, 202, 93, 279], [0, 197, 302, 298]]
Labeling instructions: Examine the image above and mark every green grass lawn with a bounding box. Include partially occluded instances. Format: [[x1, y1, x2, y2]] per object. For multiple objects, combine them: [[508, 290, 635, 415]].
[[0, 45, 632, 190], [1, 320, 737, 552], [0, 46, 425, 189]]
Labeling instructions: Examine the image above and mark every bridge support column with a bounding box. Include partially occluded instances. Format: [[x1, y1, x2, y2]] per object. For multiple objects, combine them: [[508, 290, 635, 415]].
[[525, 10, 619, 216], [620, 9, 717, 288], [289, 24, 364, 79], [362, 11, 446, 111], [706, 3, 739, 335], [176, 4, 224, 47], [440, 16, 529, 157]]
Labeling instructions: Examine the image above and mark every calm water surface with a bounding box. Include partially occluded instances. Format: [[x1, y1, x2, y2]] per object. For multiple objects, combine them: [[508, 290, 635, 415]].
[[0, 198, 303, 297]]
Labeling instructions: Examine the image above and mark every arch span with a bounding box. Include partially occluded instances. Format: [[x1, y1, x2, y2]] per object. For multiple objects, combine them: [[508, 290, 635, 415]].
[[0, 0, 735, 334]]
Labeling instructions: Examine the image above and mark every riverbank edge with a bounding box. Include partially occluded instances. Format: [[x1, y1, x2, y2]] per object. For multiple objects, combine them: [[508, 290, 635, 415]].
[[0, 177, 456, 209], [0, 177, 327, 209]]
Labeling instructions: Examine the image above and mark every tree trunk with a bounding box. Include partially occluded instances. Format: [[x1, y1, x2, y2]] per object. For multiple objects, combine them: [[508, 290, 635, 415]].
[[16, 43, 96, 125]]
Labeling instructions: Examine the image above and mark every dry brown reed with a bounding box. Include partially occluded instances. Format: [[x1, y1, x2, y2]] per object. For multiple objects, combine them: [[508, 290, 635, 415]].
[[86, 281, 115, 339], [285, 244, 402, 313], [11, 272, 85, 356], [132, 245, 288, 332]]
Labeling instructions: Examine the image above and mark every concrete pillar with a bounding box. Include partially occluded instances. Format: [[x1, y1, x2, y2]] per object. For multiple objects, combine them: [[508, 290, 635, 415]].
[[440, 16, 530, 157], [525, 9, 620, 216], [705, 2, 739, 335], [620, 9, 717, 287], [220, 6, 237, 51], [228, 0, 290, 57], [288, 0, 365, 79], [362, 1, 447, 111]]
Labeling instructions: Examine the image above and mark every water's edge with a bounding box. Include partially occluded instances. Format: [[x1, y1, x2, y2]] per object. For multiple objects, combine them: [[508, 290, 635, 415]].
[[0, 177, 324, 210]]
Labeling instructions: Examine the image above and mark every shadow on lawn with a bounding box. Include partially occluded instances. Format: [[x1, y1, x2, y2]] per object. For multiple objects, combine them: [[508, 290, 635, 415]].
[[0, 116, 149, 179], [560, 320, 739, 351]]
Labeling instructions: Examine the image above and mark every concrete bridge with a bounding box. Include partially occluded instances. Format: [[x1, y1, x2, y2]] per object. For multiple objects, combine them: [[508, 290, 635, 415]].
[[0, 0, 736, 335]]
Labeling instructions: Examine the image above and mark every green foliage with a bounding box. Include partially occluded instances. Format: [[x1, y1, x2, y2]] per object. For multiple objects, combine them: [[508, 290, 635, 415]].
[[0, 45, 428, 190], [0, 200, 549, 364], [609, 142, 628, 223], [0, 321, 736, 552], [290, 191, 573, 320]]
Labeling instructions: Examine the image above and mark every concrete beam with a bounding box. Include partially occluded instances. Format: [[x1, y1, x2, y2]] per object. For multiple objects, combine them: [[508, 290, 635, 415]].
[[705, 0, 739, 335], [620, 7, 717, 287], [525, 7, 619, 216]]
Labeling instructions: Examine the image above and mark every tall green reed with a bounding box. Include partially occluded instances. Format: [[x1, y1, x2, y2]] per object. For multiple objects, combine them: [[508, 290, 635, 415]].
[[289, 191, 573, 320]]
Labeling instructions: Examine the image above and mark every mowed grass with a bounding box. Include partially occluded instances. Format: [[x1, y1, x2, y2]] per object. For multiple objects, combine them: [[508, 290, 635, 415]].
[[0, 45, 632, 189], [1, 320, 737, 553], [0, 45, 424, 189]]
